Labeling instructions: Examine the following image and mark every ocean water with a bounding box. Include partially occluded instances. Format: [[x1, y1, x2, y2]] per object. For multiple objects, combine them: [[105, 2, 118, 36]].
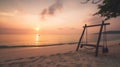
[[0, 34, 79, 46], [0, 34, 120, 47]]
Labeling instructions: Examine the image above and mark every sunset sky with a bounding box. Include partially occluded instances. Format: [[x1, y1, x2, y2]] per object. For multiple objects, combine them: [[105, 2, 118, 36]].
[[0, 0, 120, 34]]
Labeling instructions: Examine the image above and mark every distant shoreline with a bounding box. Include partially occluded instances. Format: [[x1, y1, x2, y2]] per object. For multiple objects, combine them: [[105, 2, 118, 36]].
[[0, 42, 78, 49], [94, 30, 120, 34]]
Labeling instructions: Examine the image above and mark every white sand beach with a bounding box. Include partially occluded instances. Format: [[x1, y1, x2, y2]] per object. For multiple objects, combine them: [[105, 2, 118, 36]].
[[0, 40, 120, 67]]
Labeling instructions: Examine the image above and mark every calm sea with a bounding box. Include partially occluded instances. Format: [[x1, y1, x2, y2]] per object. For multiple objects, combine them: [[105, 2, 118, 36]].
[[0, 34, 120, 46]]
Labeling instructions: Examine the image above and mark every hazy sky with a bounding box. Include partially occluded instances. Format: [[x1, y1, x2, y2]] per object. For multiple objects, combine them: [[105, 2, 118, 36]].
[[0, 0, 120, 34]]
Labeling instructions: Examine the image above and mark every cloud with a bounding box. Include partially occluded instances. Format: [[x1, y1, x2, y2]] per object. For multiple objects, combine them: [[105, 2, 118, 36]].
[[57, 27, 78, 31], [48, 0, 62, 15], [0, 9, 26, 17], [40, 0, 63, 20], [0, 27, 34, 34], [13, 9, 26, 15], [56, 27, 81, 34], [40, 9, 47, 20], [57, 28, 64, 30], [0, 12, 15, 16]]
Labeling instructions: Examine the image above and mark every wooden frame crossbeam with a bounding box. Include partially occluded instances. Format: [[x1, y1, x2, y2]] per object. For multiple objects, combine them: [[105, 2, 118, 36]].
[[83, 23, 110, 28]]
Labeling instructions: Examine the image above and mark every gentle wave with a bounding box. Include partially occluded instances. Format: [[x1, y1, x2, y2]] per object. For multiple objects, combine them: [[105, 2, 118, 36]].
[[0, 42, 78, 49]]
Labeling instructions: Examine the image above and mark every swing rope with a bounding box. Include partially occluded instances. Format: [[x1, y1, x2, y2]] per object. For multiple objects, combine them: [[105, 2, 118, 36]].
[[102, 25, 109, 53], [84, 27, 94, 50], [104, 25, 108, 48]]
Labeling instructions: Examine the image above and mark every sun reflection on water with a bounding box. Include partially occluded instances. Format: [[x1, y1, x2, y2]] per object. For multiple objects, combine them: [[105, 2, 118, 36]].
[[35, 34, 40, 46]]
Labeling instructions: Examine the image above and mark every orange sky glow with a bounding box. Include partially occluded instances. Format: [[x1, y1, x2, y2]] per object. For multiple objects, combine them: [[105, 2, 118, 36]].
[[0, 0, 120, 35]]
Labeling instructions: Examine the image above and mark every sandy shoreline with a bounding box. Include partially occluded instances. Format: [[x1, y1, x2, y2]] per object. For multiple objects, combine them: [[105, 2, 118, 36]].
[[0, 40, 120, 67]]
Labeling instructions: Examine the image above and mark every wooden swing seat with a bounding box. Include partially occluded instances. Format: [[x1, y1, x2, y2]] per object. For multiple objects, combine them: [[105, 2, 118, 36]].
[[81, 44, 103, 47]]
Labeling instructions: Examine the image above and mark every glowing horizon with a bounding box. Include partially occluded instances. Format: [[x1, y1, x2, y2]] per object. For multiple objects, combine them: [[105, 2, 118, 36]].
[[0, 0, 120, 35]]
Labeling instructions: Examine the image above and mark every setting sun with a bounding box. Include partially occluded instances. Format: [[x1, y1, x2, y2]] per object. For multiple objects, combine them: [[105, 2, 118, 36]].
[[35, 27, 40, 31]]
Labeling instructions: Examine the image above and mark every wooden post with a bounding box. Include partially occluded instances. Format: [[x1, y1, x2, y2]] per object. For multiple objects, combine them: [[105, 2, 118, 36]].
[[95, 21, 104, 56], [76, 24, 86, 51]]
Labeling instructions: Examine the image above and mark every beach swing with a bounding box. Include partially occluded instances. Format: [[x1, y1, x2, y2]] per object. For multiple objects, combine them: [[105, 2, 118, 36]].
[[76, 21, 110, 56]]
